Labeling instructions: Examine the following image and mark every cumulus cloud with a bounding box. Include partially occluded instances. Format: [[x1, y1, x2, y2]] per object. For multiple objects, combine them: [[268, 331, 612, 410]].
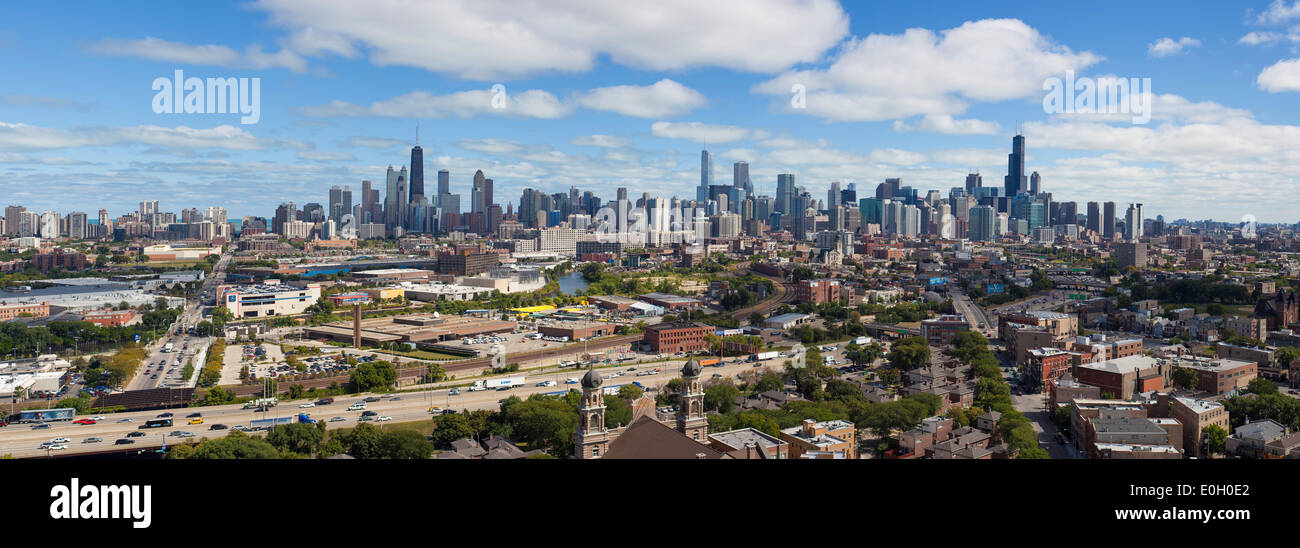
[[1256, 0, 1300, 24], [254, 0, 848, 79], [570, 135, 630, 148], [753, 19, 1101, 121], [0, 122, 283, 151], [650, 121, 754, 144], [298, 88, 573, 119], [892, 115, 1000, 135], [576, 79, 707, 118], [1148, 37, 1201, 57], [88, 37, 308, 72], [1258, 58, 1300, 92]]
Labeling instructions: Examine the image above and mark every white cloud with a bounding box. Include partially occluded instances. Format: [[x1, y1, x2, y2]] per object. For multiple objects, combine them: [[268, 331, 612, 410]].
[[1258, 58, 1300, 91], [571, 135, 629, 148], [89, 37, 307, 72], [0, 122, 281, 151], [650, 121, 753, 143], [297, 150, 355, 162], [1148, 37, 1201, 57], [254, 0, 848, 80], [1257, 0, 1300, 24], [345, 136, 406, 149], [892, 115, 1000, 135], [298, 89, 573, 119], [753, 19, 1101, 122], [1239, 31, 1287, 45], [1, 93, 95, 111], [576, 79, 707, 118]]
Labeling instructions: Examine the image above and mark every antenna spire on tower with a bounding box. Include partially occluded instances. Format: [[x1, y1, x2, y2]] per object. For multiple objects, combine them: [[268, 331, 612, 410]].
[[415, 121, 420, 146]]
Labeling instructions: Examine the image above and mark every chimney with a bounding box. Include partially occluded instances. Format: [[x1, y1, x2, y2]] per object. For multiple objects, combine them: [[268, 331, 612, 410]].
[[352, 303, 362, 348], [802, 419, 815, 436], [695, 453, 706, 460]]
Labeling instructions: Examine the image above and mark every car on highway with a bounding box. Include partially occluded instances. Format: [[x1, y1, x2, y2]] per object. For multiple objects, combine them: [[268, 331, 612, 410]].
[[376, 415, 391, 422], [357, 415, 373, 422], [348, 402, 366, 411], [315, 398, 334, 406], [116, 418, 133, 423], [363, 396, 381, 403], [50, 437, 70, 443], [44, 444, 68, 450], [187, 412, 202, 418], [188, 418, 204, 425], [536, 380, 557, 387], [157, 412, 173, 418], [90, 416, 105, 421], [299, 402, 315, 408], [84, 437, 103, 443], [209, 424, 227, 430], [329, 416, 347, 422], [428, 406, 443, 413], [126, 431, 146, 438], [231, 425, 248, 431], [114, 439, 135, 445], [178, 432, 195, 438], [73, 419, 97, 425], [361, 410, 378, 417], [31, 423, 51, 430], [448, 388, 460, 396], [565, 378, 579, 384]]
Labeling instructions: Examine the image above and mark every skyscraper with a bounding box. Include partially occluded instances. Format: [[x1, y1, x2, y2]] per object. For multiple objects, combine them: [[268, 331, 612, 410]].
[[965, 173, 982, 194], [776, 173, 796, 214], [472, 170, 487, 214], [1103, 201, 1117, 240], [828, 181, 842, 210], [409, 144, 424, 203], [1029, 171, 1041, 195], [698, 150, 713, 203], [1087, 202, 1100, 233], [733, 161, 751, 196], [1126, 203, 1144, 241], [1004, 134, 1026, 197]]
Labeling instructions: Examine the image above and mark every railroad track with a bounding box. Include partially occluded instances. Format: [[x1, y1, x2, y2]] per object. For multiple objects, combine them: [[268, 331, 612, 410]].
[[728, 268, 797, 322]]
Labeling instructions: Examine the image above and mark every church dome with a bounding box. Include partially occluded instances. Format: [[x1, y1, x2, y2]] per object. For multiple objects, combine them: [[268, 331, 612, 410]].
[[581, 368, 603, 389], [682, 358, 702, 377]]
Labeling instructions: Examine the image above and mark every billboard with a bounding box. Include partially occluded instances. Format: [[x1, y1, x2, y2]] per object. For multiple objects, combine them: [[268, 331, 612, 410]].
[[19, 408, 76, 422], [986, 283, 1005, 295], [928, 277, 947, 286]]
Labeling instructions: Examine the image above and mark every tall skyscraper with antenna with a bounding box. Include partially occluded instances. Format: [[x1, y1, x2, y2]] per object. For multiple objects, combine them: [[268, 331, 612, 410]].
[[1005, 133, 1027, 197], [409, 123, 424, 203]]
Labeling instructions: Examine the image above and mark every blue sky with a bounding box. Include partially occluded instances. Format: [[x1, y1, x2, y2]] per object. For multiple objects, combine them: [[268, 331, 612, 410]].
[[2, 0, 1300, 222]]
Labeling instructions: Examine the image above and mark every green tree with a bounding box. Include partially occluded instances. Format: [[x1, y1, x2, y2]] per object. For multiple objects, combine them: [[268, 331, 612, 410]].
[[755, 372, 783, 393], [888, 337, 931, 370], [350, 360, 398, 392], [1171, 367, 1198, 390], [431, 413, 476, 448], [502, 396, 579, 458], [178, 431, 280, 459], [704, 380, 741, 413], [266, 422, 325, 455], [1201, 424, 1228, 457]]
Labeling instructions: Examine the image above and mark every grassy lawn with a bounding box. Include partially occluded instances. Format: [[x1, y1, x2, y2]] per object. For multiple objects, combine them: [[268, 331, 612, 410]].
[[327, 419, 437, 440], [374, 349, 467, 361]]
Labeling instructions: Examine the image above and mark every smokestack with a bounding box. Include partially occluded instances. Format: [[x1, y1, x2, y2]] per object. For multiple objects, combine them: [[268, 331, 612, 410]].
[[353, 304, 362, 348]]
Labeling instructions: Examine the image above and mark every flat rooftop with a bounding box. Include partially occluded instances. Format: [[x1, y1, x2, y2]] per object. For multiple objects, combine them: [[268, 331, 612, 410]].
[[1076, 355, 1159, 374], [305, 313, 516, 344]]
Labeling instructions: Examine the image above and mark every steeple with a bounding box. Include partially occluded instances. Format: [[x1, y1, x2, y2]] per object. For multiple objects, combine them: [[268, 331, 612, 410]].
[[676, 359, 708, 442], [575, 364, 610, 459]]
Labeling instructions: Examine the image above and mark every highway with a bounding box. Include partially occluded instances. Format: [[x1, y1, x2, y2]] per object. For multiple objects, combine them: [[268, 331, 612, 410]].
[[2, 355, 785, 458], [950, 289, 996, 338]]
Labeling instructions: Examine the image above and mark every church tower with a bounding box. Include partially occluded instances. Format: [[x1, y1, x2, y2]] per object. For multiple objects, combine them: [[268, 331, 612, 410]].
[[575, 367, 610, 458], [676, 358, 708, 442]]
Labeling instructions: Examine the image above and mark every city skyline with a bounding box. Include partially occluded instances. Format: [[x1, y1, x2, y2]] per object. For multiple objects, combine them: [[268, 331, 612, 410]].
[[3, 1, 1300, 221]]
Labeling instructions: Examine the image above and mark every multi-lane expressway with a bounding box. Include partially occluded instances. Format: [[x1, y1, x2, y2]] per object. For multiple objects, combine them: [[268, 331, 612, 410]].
[[2, 356, 784, 458]]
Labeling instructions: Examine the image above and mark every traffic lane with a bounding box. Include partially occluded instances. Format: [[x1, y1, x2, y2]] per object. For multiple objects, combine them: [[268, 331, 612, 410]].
[[2, 357, 776, 457]]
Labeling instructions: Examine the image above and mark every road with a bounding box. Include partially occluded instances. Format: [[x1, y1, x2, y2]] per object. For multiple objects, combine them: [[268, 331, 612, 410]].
[[950, 289, 995, 338], [2, 355, 784, 458], [124, 251, 232, 391]]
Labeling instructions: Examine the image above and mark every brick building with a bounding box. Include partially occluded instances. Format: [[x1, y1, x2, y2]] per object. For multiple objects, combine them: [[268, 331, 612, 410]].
[[0, 301, 50, 321], [920, 314, 970, 346], [779, 419, 857, 459], [794, 279, 840, 304], [435, 251, 498, 276], [643, 322, 714, 353]]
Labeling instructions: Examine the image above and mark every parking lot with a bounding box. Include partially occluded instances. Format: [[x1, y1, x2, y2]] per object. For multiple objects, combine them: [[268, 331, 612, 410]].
[[455, 329, 583, 357], [226, 343, 373, 382]]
